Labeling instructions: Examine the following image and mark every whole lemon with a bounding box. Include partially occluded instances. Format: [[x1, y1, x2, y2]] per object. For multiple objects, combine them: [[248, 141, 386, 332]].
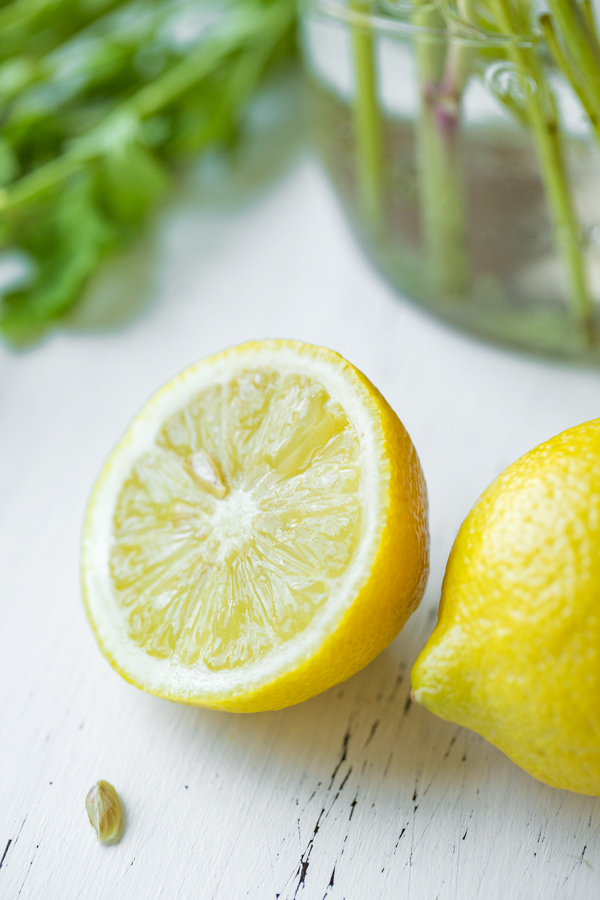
[[412, 418, 600, 795]]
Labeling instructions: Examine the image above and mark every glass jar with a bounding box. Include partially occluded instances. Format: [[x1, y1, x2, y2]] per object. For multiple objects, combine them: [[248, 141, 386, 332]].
[[300, 0, 600, 361]]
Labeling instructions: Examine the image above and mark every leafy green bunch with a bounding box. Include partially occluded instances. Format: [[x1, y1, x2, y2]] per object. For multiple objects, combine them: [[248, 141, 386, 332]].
[[0, 0, 296, 344]]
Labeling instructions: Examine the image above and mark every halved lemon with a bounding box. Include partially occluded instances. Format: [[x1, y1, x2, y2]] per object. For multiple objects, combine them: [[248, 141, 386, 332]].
[[82, 340, 429, 711]]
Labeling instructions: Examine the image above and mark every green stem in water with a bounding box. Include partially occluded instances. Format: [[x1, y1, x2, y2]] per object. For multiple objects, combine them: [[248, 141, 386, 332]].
[[540, 0, 600, 149], [581, 0, 600, 40], [532, 102, 595, 336], [349, 0, 384, 235], [546, 0, 600, 101], [540, 13, 600, 141], [413, 4, 471, 297], [490, 0, 595, 341]]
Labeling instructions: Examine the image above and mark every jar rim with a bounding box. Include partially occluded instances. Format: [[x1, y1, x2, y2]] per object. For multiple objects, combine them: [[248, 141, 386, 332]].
[[301, 0, 536, 48]]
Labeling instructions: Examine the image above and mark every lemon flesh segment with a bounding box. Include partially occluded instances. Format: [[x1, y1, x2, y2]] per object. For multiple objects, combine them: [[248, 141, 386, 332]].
[[83, 340, 429, 711], [110, 369, 363, 671], [412, 417, 600, 796]]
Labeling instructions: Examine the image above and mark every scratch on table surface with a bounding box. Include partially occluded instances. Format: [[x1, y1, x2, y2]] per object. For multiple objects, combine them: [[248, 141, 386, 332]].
[[14, 817, 27, 849], [327, 725, 352, 790], [307, 783, 321, 804], [394, 827, 407, 852], [563, 845, 592, 884], [17, 839, 41, 897], [1, 816, 27, 876], [407, 812, 415, 900], [413, 781, 456, 850], [444, 734, 458, 759], [334, 768, 352, 801], [383, 752, 393, 778], [422, 727, 464, 799], [386, 669, 406, 705], [321, 864, 335, 900], [363, 719, 380, 749], [454, 780, 464, 900], [0, 840, 12, 871], [291, 807, 325, 898], [264, 824, 277, 893], [117, 858, 136, 883]]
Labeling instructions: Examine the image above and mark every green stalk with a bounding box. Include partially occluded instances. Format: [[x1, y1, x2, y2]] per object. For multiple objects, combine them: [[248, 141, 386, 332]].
[[531, 99, 594, 333], [546, 0, 600, 97], [581, 0, 599, 38], [540, 13, 600, 141], [541, 0, 600, 156], [490, 0, 595, 340], [349, 0, 384, 235], [413, 3, 471, 297]]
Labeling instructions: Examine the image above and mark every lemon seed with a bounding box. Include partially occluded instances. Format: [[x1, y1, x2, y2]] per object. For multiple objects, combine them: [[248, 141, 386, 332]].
[[85, 780, 123, 844]]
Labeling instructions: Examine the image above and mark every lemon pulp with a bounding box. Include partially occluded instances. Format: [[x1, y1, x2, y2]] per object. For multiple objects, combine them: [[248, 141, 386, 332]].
[[109, 369, 363, 672]]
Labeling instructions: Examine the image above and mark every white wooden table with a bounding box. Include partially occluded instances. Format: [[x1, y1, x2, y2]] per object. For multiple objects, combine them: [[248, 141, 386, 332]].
[[2, 141, 600, 899]]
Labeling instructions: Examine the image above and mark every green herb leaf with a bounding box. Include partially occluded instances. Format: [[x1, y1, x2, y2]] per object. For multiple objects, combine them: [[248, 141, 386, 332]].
[[0, 0, 297, 345]]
